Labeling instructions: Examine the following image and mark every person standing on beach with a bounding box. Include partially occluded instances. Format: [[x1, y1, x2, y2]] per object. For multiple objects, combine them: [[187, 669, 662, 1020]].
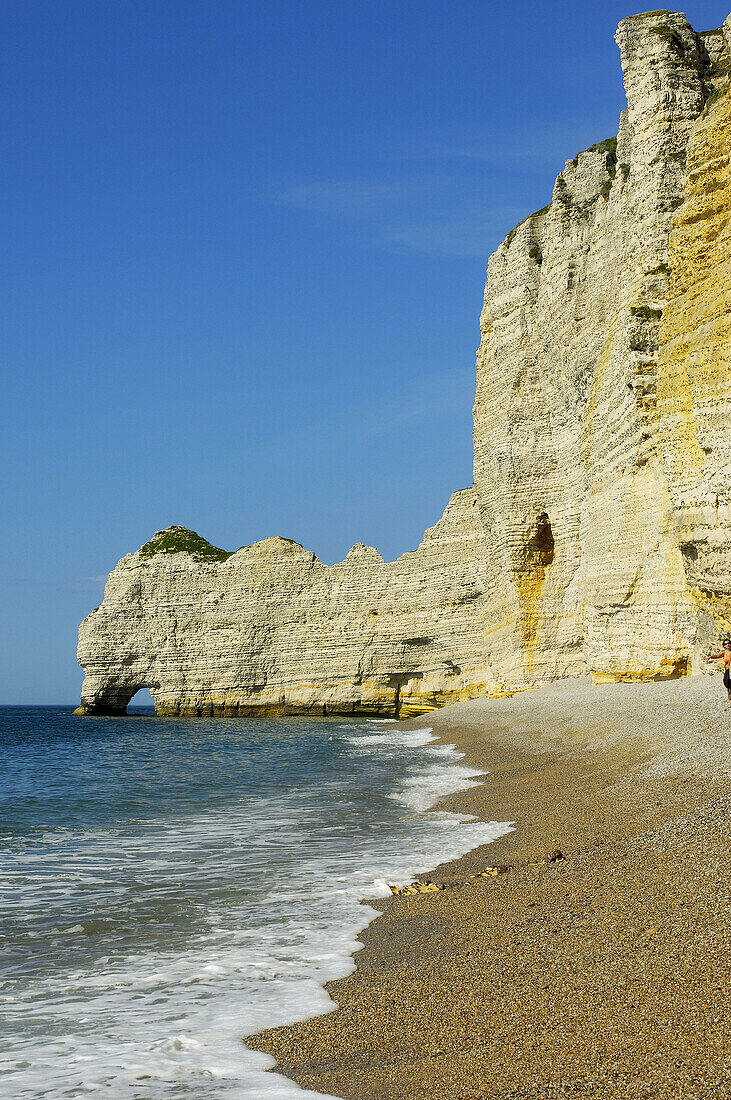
[[707, 638, 731, 707]]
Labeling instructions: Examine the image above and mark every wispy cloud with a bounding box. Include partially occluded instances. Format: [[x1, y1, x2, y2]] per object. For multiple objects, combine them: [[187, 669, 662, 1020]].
[[390, 140, 564, 169], [383, 208, 524, 258], [360, 366, 475, 436], [264, 113, 618, 257], [389, 115, 620, 168], [269, 177, 444, 218], [267, 171, 526, 258], [6, 575, 108, 591], [72, 575, 107, 592]]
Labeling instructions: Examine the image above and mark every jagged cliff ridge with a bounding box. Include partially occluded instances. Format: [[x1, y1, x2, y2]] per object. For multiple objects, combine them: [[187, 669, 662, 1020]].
[[76, 10, 731, 717], [76, 505, 489, 717]]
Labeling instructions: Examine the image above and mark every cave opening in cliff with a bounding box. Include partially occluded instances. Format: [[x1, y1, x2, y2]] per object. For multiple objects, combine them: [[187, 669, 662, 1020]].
[[515, 513, 555, 671], [527, 513, 555, 563], [127, 687, 155, 714]]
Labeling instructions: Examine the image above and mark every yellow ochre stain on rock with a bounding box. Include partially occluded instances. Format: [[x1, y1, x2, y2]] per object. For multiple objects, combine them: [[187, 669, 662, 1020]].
[[657, 80, 731, 490], [591, 655, 689, 685], [514, 514, 555, 675], [151, 677, 488, 718]]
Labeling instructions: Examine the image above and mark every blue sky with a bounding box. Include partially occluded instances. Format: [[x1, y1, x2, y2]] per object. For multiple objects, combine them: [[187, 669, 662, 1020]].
[[2, 0, 728, 703]]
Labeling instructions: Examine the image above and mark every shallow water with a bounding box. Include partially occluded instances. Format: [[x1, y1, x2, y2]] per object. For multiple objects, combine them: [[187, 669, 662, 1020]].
[[0, 706, 511, 1099]]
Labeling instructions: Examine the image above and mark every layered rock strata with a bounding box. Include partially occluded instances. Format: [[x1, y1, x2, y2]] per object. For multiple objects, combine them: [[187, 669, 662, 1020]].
[[76, 499, 490, 717], [76, 10, 731, 717]]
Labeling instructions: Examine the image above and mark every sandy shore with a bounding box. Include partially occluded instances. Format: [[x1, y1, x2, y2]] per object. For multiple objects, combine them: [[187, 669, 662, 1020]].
[[250, 674, 730, 1099]]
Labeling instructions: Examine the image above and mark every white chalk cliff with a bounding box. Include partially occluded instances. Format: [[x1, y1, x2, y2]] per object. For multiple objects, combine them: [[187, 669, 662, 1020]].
[[76, 10, 731, 717]]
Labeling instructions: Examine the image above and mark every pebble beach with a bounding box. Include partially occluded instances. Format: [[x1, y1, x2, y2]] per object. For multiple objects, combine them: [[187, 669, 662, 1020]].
[[251, 674, 731, 1099]]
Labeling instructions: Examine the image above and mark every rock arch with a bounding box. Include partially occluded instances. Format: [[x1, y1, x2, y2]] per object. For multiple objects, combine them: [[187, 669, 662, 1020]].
[[73, 680, 159, 716]]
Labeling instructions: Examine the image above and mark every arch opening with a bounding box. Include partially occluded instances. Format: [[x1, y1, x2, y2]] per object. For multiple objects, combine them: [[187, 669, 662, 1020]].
[[127, 687, 155, 714]]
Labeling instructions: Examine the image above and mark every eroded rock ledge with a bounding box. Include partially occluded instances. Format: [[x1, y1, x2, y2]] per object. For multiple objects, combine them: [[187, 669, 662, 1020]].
[[76, 11, 731, 717]]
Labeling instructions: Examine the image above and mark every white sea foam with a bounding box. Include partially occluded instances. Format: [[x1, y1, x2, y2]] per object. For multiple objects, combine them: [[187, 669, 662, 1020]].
[[393, 763, 486, 813], [348, 725, 486, 812], [347, 727, 433, 750], [0, 719, 511, 1100]]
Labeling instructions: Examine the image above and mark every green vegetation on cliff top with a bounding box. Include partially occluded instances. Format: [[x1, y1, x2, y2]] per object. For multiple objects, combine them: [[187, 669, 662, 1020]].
[[568, 136, 617, 173], [650, 23, 685, 51], [504, 203, 551, 248], [504, 136, 618, 247], [139, 526, 234, 561], [585, 136, 617, 158]]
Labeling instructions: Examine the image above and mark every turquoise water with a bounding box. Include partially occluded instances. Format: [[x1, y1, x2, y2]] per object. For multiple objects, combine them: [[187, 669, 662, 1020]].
[[0, 706, 510, 1099]]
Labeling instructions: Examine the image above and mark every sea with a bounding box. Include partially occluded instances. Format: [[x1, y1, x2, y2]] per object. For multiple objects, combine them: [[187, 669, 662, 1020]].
[[0, 705, 511, 1100]]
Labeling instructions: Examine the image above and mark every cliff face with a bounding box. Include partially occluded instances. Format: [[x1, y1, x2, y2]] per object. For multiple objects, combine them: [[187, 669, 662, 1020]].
[[75, 496, 491, 717], [475, 10, 731, 691], [76, 11, 731, 717]]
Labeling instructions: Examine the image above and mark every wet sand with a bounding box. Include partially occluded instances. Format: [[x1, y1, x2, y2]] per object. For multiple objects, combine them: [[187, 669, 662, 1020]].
[[250, 675, 731, 1099]]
